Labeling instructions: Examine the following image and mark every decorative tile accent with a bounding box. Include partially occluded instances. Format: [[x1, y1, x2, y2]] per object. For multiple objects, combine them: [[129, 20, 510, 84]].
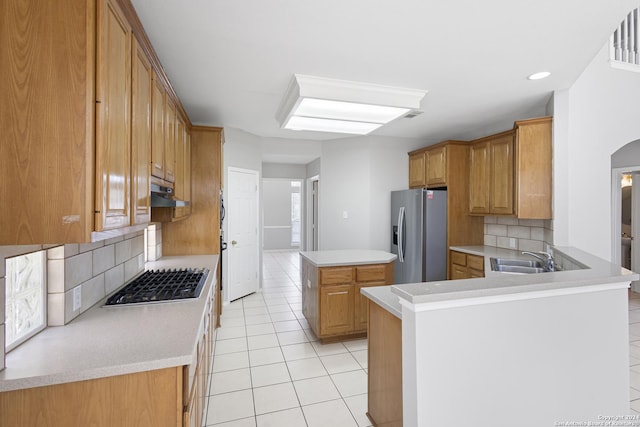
[[5, 251, 45, 349]]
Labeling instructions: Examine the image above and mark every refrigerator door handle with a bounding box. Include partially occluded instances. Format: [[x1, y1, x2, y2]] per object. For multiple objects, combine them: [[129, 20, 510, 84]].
[[398, 206, 405, 263]]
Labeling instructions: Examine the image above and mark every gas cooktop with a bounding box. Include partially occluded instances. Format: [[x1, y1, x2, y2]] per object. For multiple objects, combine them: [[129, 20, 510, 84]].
[[105, 268, 209, 306]]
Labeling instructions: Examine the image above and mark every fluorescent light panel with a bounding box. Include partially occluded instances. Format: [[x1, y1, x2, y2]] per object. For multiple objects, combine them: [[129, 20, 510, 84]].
[[285, 116, 382, 135], [277, 74, 427, 135], [294, 98, 411, 124]]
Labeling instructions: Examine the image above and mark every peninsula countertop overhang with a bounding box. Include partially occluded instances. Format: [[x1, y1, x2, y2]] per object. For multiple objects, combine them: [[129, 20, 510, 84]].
[[391, 246, 638, 306], [299, 249, 397, 267]]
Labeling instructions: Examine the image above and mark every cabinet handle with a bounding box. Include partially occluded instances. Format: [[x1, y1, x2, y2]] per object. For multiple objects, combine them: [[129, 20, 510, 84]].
[[329, 291, 348, 295]]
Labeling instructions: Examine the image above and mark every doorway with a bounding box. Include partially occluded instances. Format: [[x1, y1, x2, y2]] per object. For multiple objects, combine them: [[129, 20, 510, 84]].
[[262, 179, 303, 250], [613, 167, 640, 291], [226, 167, 260, 302], [306, 175, 319, 251]]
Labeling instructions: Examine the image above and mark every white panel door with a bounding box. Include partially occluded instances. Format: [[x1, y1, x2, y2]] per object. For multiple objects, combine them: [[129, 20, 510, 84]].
[[227, 168, 259, 301]]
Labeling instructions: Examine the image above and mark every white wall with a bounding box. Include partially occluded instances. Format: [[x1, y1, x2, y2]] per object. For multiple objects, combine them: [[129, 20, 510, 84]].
[[222, 128, 263, 301], [404, 287, 630, 426], [554, 42, 640, 260], [318, 135, 424, 250], [262, 163, 307, 179]]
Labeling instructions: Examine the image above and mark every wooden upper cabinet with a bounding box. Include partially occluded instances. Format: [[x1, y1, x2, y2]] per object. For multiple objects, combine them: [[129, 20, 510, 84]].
[[165, 97, 177, 183], [95, 0, 132, 231], [514, 117, 552, 219], [173, 115, 189, 220], [0, 0, 194, 245], [468, 117, 552, 219], [151, 72, 166, 179], [131, 37, 152, 226], [426, 146, 447, 187], [408, 151, 426, 188], [469, 131, 514, 216], [0, 0, 95, 244], [489, 132, 514, 215], [468, 142, 490, 214]]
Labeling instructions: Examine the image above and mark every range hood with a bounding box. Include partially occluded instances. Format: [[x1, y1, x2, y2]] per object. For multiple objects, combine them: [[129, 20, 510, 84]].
[[150, 183, 190, 208]]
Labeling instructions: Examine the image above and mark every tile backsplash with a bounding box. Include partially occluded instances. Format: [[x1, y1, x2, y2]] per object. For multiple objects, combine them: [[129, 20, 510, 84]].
[[0, 224, 163, 371], [484, 216, 554, 252], [47, 231, 146, 326]]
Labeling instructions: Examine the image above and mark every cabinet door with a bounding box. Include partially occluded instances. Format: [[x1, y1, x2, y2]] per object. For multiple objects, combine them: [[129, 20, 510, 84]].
[[426, 146, 447, 187], [95, 0, 132, 231], [320, 284, 354, 336], [490, 134, 514, 215], [151, 73, 166, 179], [174, 116, 186, 219], [164, 97, 176, 183], [354, 281, 385, 332], [408, 152, 426, 188], [469, 142, 490, 214], [131, 38, 152, 226], [450, 264, 468, 280], [184, 129, 192, 216]]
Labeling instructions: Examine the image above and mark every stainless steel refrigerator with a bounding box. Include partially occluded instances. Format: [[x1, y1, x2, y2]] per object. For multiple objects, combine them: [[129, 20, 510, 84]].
[[390, 188, 447, 284]]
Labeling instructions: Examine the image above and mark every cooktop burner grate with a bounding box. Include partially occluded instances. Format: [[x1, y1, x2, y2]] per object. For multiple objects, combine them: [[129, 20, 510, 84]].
[[105, 268, 209, 306]]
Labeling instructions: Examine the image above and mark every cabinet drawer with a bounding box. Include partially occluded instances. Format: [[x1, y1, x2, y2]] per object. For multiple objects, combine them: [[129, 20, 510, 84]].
[[469, 268, 484, 278], [320, 267, 353, 285], [467, 255, 484, 271], [356, 265, 386, 282], [450, 251, 467, 266]]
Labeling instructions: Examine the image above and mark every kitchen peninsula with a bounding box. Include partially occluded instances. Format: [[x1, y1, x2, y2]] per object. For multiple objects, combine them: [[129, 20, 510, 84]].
[[300, 250, 396, 343], [362, 246, 638, 427]]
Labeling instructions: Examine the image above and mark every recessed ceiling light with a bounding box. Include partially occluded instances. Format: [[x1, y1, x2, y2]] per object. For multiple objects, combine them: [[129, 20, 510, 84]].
[[276, 74, 427, 135], [528, 71, 551, 80]]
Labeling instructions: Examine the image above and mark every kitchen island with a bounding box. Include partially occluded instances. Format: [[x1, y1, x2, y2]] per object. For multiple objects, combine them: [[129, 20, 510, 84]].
[[361, 246, 638, 427], [0, 255, 218, 427], [300, 250, 396, 343]]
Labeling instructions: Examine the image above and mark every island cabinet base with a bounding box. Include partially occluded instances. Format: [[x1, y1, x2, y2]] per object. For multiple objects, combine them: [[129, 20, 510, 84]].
[[367, 300, 402, 427], [0, 367, 183, 427], [301, 258, 394, 343]]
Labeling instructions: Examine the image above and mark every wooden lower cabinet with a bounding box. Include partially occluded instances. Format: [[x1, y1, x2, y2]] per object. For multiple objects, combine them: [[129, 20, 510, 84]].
[[367, 300, 402, 427], [0, 368, 183, 427], [302, 260, 394, 342], [449, 250, 485, 279], [320, 284, 355, 336]]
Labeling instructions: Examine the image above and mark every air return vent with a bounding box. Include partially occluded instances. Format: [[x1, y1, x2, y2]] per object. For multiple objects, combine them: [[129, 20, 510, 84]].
[[403, 110, 424, 119]]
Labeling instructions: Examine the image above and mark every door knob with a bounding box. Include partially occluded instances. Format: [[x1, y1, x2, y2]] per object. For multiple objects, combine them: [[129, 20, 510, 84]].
[[231, 240, 237, 245]]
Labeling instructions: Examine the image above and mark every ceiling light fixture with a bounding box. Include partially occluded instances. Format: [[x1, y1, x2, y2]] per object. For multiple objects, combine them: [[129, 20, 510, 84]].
[[528, 71, 551, 80], [276, 74, 427, 135]]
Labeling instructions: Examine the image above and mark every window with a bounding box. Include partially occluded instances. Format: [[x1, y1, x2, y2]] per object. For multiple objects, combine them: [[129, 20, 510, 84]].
[[5, 250, 47, 351]]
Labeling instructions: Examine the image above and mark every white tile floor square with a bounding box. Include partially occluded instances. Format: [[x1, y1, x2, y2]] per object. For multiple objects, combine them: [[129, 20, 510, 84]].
[[204, 250, 640, 426], [204, 250, 371, 426]]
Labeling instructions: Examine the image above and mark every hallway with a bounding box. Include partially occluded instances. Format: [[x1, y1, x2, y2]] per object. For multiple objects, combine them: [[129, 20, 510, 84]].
[[205, 250, 370, 426]]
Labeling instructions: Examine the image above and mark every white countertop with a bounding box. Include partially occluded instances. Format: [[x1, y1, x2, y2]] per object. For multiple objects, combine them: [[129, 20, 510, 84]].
[[0, 255, 218, 392], [360, 286, 402, 319], [299, 249, 396, 267], [391, 246, 637, 305]]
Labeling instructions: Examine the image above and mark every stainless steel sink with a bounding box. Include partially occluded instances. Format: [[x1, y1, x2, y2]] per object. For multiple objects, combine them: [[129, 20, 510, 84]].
[[490, 258, 548, 274], [490, 258, 544, 268]]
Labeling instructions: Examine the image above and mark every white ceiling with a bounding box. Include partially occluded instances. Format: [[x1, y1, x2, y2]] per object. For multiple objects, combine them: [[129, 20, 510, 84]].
[[131, 0, 635, 157]]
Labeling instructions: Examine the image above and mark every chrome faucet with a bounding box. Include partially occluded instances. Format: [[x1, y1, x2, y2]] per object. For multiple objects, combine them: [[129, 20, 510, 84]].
[[521, 251, 555, 272]]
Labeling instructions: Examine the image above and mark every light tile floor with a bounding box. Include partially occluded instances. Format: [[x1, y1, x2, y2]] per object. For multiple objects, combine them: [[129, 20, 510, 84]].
[[204, 250, 370, 427], [629, 290, 640, 413], [204, 251, 640, 424]]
